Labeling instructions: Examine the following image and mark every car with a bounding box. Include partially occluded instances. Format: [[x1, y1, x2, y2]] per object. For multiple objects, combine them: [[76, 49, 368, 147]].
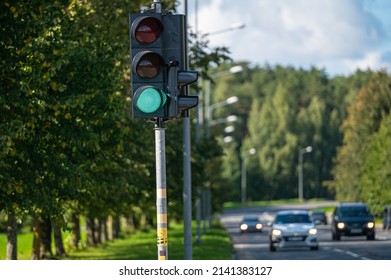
[[331, 202, 375, 241], [269, 210, 319, 251], [311, 210, 328, 225], [239, 215, 263, 233]]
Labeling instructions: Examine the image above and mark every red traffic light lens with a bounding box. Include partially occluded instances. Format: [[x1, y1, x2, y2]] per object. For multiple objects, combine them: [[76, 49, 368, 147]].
[[133, 51, 164, 79], [134, 17, 164, 44]]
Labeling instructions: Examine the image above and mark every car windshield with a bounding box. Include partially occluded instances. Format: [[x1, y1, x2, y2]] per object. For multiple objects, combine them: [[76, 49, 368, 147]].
[[243, 216, 258, 222], [274, 214, 311, 224], [340, 206, 370, 217]]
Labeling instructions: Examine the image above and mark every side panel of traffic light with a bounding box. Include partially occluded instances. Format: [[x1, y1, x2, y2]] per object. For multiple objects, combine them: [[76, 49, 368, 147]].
[[162, 14, 198, 118]]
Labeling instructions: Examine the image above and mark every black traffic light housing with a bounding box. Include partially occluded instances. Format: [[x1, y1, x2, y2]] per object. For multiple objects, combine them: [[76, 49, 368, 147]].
[[129, 11, 198, 120]]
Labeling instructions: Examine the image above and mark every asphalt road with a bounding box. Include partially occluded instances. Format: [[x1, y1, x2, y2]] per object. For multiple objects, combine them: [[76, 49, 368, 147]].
[[220, 201, 391, 260]]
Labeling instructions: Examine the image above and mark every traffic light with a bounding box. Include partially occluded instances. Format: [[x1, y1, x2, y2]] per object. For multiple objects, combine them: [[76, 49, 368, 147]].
[[129, 12, 198, 119]]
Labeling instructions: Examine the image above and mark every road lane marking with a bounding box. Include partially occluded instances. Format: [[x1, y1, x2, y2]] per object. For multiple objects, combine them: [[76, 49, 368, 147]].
[[322, 246, 372, 260]]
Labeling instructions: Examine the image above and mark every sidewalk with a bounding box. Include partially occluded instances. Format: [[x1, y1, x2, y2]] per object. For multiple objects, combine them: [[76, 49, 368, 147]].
[[376, 225, 391, 240]]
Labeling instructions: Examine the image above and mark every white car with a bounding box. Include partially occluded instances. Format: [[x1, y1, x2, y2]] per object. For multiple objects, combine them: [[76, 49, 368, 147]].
[[269, 210, 319, 251]]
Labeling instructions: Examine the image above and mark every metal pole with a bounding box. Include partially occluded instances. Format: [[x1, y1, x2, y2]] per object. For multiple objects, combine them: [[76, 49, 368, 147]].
[[298, 146, 312, 201], [152, 0, 162, 13], [155, 120, 168, 260], [205, 80, 211, 137], [183, 0, 192, 260], [183, 118, 192, 259], [298, 150, 303, 201], [196, 190, 202, 244], [241, 154, 247, 204]]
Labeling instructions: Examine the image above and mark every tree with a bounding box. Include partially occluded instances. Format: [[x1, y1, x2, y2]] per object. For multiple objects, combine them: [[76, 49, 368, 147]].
[[360, 113, 391, 214], [331, 71, 391, 202]]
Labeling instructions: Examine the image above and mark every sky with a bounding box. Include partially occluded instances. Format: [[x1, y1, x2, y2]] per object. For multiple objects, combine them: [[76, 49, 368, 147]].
[[178, 0, 391, 76]]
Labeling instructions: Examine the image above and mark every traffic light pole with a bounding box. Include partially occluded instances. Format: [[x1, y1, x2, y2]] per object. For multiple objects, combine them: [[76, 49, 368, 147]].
[[183, 0, 192, 260], [130, 0, 198, 261], [155, 118, 168, 260]]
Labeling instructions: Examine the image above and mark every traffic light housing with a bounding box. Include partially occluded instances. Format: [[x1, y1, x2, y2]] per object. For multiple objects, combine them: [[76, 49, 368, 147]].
[[129, 12, 198, 119]]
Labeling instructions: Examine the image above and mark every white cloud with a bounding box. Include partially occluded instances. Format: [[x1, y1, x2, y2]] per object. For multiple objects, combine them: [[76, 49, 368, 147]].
[[184, 0, 390, 76]]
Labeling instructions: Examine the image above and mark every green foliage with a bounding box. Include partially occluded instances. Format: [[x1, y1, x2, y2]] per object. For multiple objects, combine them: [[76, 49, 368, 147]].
[[331, 71, 391, 205], [360, 114, 391, 214], [210, 64, 374, 201], [0, 0, 231, 255]]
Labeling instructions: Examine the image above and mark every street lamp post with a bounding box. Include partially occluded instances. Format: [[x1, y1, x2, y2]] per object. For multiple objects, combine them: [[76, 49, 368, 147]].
[[206, 95, 239, 136], [298, 146, 313, 201], [196, 67, 242, 239], [241, 148, 256, 204], [203, 22, 246, 37], [204, 65, 243, 136]]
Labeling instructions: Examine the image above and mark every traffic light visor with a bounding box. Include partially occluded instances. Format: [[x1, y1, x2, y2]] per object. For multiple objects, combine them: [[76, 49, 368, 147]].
[[133, 51, 164, 79], [133, 17, 164, 45], [135, 87, 167, 114]]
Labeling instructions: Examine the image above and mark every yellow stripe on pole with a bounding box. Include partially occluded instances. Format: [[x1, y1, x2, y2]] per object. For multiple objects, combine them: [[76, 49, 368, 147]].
[[157, 228, 168, 246], [157, 214, 167, 224], [157, 188, 167, 198]]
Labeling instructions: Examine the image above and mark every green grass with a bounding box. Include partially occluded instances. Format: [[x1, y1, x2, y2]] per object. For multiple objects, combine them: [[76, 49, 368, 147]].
[[0, 231, 34, 260], [65, 222, 233, 260], [0, 222, 233, 260], [224, 198, 336, 210]]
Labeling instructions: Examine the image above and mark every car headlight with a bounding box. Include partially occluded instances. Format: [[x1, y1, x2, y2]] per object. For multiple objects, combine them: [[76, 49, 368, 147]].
[[256, 224, 263, 230], [240, 224, 248, 231], [337, 222, 345, 229], [272, 229, 282, 236], [367, 222, 374, 229], [309, 228, 317, 235]]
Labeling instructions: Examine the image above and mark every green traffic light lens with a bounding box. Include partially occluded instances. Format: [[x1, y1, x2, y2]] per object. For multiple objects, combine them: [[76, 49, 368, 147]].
[[136, 87, 167, 113]]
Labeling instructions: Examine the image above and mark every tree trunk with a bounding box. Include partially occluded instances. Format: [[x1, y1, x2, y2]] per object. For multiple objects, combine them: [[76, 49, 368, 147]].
[[96, 218, 102, 244], [86, 215, 97, 246], [130, 212, 140, 230], [112, 215, 121, 239], [53, 224, 66, 257], [99, 217, 108, 242], [40, 215, 52, 259], [31, 219, 41, 260], [71, 213, 81, 248], [6, 211, 18, 260]]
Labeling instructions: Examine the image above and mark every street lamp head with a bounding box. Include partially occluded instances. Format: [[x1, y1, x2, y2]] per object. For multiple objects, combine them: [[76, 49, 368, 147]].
[[224, 126, 235, 133], [229, 65, 244, 74], [226, 96, 239, 104], [249, 148, 256, 155], [226, 115, 238, 122], [230, 22, 245, 30], [305, 146, 313, 153], [223, 136, 233, 143]]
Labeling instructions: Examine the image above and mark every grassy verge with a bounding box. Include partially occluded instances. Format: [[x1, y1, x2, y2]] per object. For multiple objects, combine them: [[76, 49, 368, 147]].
[[0, 221, 233, 260], [224, 198, 332, 210], [64, 222, 233, 260], [0, 232, 33, 260]]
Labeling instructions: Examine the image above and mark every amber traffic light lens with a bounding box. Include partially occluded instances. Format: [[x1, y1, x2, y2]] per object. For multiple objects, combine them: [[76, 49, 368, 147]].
[[134, 52, 163, 79]]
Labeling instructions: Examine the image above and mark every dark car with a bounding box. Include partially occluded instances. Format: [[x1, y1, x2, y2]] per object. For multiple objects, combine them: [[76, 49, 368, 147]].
[[240, 215, 263, 233], [311, 210, 327, 225], [331, 202, 375, 241]]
